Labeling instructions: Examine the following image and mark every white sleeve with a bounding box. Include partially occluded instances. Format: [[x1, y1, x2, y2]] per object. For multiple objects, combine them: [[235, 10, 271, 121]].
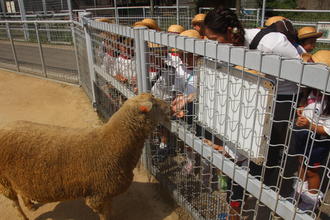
[[322, 118, 330, 136], [258, 33, 300, 59]]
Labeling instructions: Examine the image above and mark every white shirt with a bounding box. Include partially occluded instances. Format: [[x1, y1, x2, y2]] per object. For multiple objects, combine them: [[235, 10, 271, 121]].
[[165, 52, 183, 68], [175, 64, 196, 95], [303, 90, 330, 136], [101, 53, 116, 76], [244, 29, 300, 95], [115, 55, 136, 80]]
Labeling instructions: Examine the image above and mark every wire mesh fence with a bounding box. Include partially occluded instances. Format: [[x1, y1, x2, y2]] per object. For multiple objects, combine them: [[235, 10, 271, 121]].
[[75, 17, 330, 220], [0, 13, 330, 220], [0, 20, 78, 83]]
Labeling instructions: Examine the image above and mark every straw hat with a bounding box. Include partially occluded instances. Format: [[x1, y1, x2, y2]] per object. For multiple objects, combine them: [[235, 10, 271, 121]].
[[234, 65, 264, 76], [148, 42, 164, 48], [192, 14, 206, 25], [265, 16, 286, 26], [95, 18, 115, 23], [312, 50, 330, 66], [133, 22, 148, 28], [167, 24, 185, 34], [139, 18, 161, 31], [180, 29, 201, 39], [298, 27, 323, 40]]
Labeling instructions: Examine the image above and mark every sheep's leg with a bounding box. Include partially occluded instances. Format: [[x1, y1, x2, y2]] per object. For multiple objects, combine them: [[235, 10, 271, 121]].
[[85, 195, 113, 220], [22, 196, 38, 211], [1, 188, 29, 220]]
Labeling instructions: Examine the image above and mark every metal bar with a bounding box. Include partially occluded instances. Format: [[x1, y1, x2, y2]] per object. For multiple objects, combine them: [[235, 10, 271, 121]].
[[140, 31, 149, 92], [176, 0, 179, 24], [83, 15, 97, 106], [133, 27, 145, 94], [168, 120, 313, 220], [0, 20, 72, 24], [261, 0, 266, 27], [6, 22, 20, 72], [82, 6, 190, 11], [0, 0, 5, 16], [17, 0, 29, 41], [71, 23, 82, 85], [67, 0, 73, 21], [114, 0, 119, 24], [34, 23, 47, 77], [256, 8, 260, 27], [42, 0, 47, 12]]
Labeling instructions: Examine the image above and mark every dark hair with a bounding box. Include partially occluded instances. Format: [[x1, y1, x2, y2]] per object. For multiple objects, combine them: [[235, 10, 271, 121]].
[[204, 7, 245, 46]]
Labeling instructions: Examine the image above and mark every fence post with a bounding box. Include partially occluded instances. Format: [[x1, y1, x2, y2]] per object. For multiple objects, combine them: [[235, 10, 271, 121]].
[[114, 0, 119, 24], [261, 0, 266, 27], [176, 0, 179, 24], [17, 0, 29, 41], [134, 26, 150, 169], [82, 13, 97, 107], [6, 22, 20, 72], [34, 22, 47, 77], [0, 0, 6, 16], [42, 0, 52, 42], [256, 8, 260, 27]]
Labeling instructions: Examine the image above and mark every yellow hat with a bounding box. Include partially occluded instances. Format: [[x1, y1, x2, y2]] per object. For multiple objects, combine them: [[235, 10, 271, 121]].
[[95, 18, 115, 23], [140, 18, 161, 31], [265, 16, 286, 26], [133, 22, 148, 28], [234, 66, 264, 76], [298, 27, 323, 40], [180, 29, 201, 39], [192, 14, 206, 25], [167, 24, 185, 34], [312, 50, 330, 66], [147, 42, 164, 48]]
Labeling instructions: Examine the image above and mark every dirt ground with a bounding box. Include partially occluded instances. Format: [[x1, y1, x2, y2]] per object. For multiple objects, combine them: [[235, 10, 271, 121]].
[[0, 69, 182, 220]]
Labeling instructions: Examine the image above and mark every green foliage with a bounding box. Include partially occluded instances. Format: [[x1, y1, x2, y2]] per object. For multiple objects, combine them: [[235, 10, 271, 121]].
[[266, 0, 297, 9]]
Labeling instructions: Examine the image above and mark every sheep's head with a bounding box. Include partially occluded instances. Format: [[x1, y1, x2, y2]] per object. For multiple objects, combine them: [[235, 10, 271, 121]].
[[128, 93, 171, 124]]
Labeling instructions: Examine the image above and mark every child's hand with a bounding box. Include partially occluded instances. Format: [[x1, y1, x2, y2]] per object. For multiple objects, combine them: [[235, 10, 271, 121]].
[[171, 95, 188, 117], [297, 107, 304, 117], [115, 74, 128, 83], [296, 116, 310, 128]]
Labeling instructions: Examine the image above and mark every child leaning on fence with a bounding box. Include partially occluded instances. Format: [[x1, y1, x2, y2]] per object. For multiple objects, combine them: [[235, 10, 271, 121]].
[[293, 50, 330, 212], [115, 36, 137, 90]]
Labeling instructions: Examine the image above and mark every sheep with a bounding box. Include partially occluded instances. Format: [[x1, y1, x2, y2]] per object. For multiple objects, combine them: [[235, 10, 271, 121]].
[[0, 93, 170, 220]]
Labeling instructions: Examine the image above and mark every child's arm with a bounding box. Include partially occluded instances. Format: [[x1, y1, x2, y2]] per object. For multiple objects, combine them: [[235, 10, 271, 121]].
[[296, 116, 328, 136]]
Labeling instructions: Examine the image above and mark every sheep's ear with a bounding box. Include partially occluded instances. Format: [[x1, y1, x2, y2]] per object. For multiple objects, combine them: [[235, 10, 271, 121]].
[[139, 101, 153, 113]]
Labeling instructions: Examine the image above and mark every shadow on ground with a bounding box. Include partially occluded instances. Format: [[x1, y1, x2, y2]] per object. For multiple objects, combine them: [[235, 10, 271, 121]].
[[34, 181, 178, 220]]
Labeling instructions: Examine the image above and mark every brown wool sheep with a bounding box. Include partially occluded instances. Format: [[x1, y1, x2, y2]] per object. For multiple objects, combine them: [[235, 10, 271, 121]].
[[0, 93, 170, 220]]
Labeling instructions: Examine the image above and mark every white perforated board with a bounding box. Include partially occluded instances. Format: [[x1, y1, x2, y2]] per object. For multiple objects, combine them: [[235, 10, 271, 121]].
[[197, 59, 274, 164]]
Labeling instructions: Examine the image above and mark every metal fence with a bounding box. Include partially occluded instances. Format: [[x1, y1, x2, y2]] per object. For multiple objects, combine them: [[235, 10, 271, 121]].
[[0, 13, 330, 220], [71, 16, 330, 220], [72, 6, 193, 30], [0, 20, 78, 83]]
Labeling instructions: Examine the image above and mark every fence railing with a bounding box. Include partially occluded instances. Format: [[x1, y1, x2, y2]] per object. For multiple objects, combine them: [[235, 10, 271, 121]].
[[0, 15, 329, 220], [73, 15, 329, 220], [0, 20, 78, 84]]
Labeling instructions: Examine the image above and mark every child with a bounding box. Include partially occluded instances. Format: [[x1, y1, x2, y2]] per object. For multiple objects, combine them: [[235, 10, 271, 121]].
[[191, 14, 206, 37], [293, 50, 330, 211], [166, 24, 185, 69], [115, 37, 136, 90], [297, 27, 323, 53]]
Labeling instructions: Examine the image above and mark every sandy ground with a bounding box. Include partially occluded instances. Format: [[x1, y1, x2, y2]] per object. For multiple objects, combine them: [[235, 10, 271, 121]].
[[0, 69, 181, 220]]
